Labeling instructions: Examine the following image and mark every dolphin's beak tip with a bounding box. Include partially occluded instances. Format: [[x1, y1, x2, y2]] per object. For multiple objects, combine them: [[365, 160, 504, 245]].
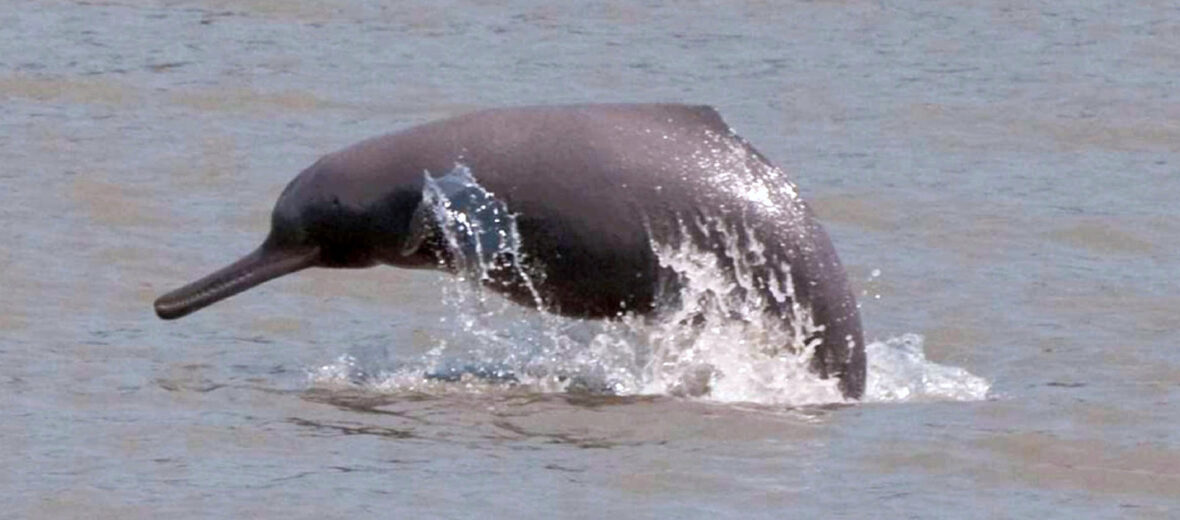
[[153, 296, 180, 320]]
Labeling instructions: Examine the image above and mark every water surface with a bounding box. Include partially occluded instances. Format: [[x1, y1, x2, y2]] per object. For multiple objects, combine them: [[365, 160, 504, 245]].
[[2, 0, 1178, 518]]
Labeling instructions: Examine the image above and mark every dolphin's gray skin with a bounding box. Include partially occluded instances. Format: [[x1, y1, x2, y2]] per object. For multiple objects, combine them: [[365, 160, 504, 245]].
[[154, 104, 865, 398]]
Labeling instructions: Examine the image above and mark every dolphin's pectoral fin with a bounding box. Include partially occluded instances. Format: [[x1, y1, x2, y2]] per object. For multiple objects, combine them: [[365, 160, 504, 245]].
[[154, 245, 319, 320]]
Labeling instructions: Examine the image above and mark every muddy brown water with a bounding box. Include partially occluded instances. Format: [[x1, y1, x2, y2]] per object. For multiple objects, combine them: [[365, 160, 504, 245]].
[[2, 1, 1178, 518]]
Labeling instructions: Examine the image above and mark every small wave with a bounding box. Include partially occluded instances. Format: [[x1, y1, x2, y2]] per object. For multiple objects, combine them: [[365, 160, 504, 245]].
[[863, 333, 991, 402]]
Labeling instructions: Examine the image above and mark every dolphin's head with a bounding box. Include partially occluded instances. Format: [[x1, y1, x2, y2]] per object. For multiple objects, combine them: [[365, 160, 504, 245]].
[[153, 159, 426, 320]]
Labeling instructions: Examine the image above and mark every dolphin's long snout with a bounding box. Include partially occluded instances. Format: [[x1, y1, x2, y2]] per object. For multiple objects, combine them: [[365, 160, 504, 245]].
[[154, 245, 320, 320]]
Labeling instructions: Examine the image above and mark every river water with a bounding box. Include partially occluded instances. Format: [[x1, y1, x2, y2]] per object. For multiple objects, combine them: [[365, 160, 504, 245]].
[[2, 0, 1178, 518]]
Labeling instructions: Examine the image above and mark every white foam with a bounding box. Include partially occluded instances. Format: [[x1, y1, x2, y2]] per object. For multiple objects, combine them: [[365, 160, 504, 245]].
[[863, 333, 991, 402], [308, 330, 990, 405]]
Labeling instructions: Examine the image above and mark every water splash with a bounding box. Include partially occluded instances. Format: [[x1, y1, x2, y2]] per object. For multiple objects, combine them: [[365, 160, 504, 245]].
[[309, 332, 991, 405], [413, 164, 545, 309], [863, 333, 991, 402], [622, 213, 841, 405], [309, 166, 990, 406]]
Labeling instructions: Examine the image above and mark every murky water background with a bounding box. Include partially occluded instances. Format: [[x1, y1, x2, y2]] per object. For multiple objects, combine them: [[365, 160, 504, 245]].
[[2, 0, 1178, 518]]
